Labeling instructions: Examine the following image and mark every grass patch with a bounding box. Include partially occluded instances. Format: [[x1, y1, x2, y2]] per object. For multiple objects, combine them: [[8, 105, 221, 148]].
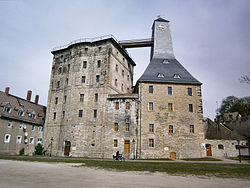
[[1, 155, 250, 179], [182, 157, 222, 161]]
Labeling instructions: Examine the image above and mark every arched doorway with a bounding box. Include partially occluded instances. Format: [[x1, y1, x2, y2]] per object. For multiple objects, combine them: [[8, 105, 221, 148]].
[[64, 141, 71, 156], [206, 144, 212, 156]]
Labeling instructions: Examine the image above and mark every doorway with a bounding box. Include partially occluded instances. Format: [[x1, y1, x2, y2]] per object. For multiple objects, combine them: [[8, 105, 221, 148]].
[[64, 141, 71, 156], [206, 144, 212, 156], [170, 152, 176, 160], [124, 140, 130, 154]]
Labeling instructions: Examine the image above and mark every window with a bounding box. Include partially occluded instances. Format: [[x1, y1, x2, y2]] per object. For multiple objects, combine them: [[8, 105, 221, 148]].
[[4, 134, 11, 143], [84, 48, 88, 52], [125, 123, 129, 132], [17, 108, 24, 116], [169, 125, 173, 133], [8, 121, 12, 128], [115, 64, 118, 72], [32, 125, 35, 131], [83, 61, 87, 68], [16, 136, 22, 144], [157, 73, 164, 78], [55, 97, 58, 104], [173, 74, 180, 79], [114, 139, 118, 147], [96, 75, 100, 83], [190, 125, 194, 133], [39, 126, 43, 132], [53, 112, 56, 120], [122, 70, 124, 77], [68, 64, 70, 72], [126, 102, 130, 110], [149, 86, 153, 94], [121, 84, 124, 91], [29, 137, 34, 144], [97, 60, 101, 68], [82, 76, 86, 83], [28, 112, 36, 119], [189, 104, 193, 112], [98, 47, 102, 52], [80, 94, 84, 102], [168, 87, 172, 95], [62, 111, 65, 119], [115, 102, 119, 110], [94, 110, 97, 118], [149, 124, 154, 133], [64, 95, 67, 104], [19, 124, 23, 129], [115, 79, 118, 86], [127, 75, 129, 81], [58, 67, 62, 74], [187, 88, 192, 96], [57, 81, 60, 88], [79, 110, 83, 118], [149, 139, 154, 148], [3, 104, 12, 113], [168, 103, 173, 112], [66, 78, 68, 85], [114, 123, 118, 132], [218, 144, 224, 150], [38, 138, 42, 144], [95, 93, 98, 102], [148, 102, 153, 111]]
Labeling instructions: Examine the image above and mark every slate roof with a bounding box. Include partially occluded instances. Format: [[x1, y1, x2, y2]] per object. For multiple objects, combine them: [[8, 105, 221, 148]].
[[138, 58, 201, 84], [0, 91, 46, 126], [205, 118, 246, 140]]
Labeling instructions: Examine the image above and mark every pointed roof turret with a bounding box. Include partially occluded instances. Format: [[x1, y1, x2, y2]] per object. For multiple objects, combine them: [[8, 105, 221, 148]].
[[138, 18, 201, 85]]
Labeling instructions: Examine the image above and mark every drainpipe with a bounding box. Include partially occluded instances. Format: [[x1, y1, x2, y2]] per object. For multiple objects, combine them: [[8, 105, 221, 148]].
[[139, 82, 142, 159]]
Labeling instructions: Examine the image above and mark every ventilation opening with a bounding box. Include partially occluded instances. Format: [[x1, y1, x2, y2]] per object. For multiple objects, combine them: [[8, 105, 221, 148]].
[[173, 74, 180, 79], [157, 73, 164, 78]]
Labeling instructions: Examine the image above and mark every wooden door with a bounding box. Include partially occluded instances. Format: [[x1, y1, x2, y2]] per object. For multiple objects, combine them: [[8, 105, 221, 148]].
[[206, 144, 212, 156], [124, 140, 130, 154], [64, 141, 71, 156], [170, 152, 176, 160]]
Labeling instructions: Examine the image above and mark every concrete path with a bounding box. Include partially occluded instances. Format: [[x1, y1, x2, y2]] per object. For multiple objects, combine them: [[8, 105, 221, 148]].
[[0, 159, 249, 188]]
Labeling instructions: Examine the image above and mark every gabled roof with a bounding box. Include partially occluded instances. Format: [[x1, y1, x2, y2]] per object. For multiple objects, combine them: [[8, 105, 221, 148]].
[[0, 91, 46, 126], [138, 58, 201, 84]]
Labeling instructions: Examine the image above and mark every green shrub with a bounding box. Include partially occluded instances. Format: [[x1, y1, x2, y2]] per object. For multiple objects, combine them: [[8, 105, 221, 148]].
[[35, 144, 44, 155], [19, 148, 25, 156]]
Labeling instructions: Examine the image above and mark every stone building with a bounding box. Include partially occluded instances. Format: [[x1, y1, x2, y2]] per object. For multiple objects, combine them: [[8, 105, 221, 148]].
[[44, 17, 247, 159], [0, 87, 46, 155]]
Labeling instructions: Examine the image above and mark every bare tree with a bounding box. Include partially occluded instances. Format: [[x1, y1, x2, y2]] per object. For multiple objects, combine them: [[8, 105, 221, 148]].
[[239, 72, 250, 84]]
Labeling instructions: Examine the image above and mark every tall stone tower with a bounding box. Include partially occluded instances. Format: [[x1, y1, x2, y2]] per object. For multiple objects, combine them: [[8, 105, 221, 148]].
[[135, 18, 204, 159], [44, 37, 137, 157]]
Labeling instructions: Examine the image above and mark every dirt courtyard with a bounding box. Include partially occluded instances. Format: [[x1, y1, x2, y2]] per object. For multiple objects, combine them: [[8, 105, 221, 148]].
[[0, 159, 249, 188]]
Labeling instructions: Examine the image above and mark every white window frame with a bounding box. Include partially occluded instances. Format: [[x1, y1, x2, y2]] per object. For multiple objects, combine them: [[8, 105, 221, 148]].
[[29, 137, 34, 144], [4, 134, 11, 143], [37, 138, 42, 144], [16, 136, 22, 144]]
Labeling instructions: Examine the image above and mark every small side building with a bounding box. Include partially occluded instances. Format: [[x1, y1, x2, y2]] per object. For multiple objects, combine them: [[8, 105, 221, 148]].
[[0, 87, 46, 155]]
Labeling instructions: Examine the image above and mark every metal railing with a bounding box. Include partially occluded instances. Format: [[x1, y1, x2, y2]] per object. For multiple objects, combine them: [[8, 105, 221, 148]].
[[52, 34, 118, 52]]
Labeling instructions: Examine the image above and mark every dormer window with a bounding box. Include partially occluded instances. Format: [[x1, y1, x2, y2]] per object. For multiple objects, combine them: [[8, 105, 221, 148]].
[[28, 111, 36, 119], [3, 103, 12, 113], [17, 108, 24, 116], [162, 59, 169, 64], [157, 73, 164, 78], [173, 74, 180, 79]]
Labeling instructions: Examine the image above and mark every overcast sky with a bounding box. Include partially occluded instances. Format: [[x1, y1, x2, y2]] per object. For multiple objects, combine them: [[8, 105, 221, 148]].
[[0, 0, 249, 119]]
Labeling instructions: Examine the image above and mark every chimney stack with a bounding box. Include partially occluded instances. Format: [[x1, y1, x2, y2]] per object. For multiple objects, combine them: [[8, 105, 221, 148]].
[[35, 95, 39, 104], [5, 87, 10, 95], [26, 90, 32, 101]]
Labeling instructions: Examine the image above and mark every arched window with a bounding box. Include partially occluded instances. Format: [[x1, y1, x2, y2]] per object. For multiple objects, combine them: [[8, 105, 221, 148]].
[[3, 103, 12, 113]]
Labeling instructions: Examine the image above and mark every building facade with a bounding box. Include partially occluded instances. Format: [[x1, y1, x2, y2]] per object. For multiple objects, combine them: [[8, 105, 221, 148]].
[[0, 88, 46, 155], [44, 18, 246, 159]]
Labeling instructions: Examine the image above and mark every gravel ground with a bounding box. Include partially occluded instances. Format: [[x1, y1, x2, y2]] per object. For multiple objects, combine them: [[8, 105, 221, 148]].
[[0, 159, 249, 188]]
